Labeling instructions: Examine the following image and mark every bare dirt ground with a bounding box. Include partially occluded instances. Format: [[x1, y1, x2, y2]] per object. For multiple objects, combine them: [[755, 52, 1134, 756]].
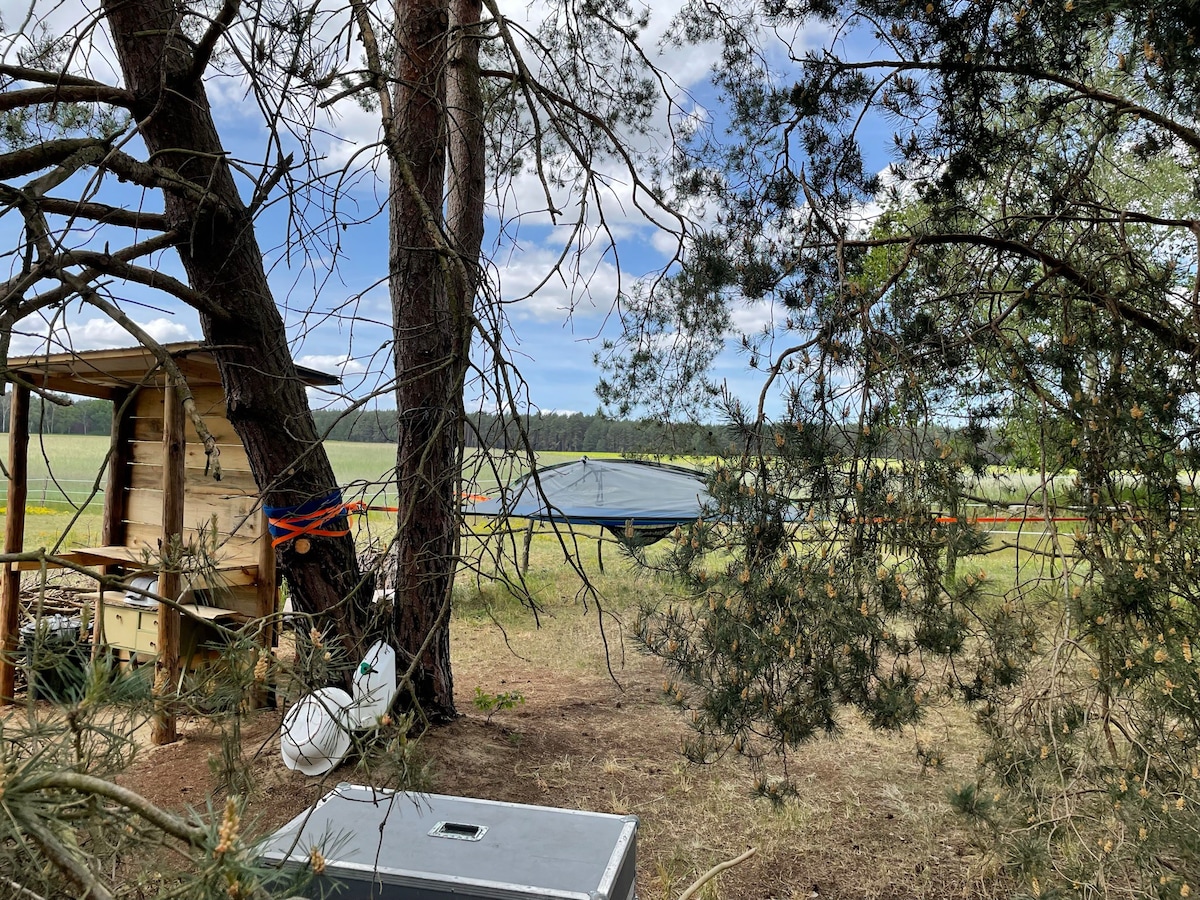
[[115, 599, 1003, 900]]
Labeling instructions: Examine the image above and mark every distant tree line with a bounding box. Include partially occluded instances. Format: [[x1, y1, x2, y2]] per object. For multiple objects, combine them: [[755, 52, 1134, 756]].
[[0, 396, 114, 435], [1, 396, 1004, 461], [313, 409, 728, 455], [0, 397, 728, 455], [310, 408, 1001, 461], [0, 396, 1010, 466]]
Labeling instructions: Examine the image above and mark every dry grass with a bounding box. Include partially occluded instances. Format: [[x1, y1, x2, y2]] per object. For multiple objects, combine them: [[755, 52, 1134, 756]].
[[103, 524, 1011, 899], [432, 527, 1007, 899], [10, 512, 1016, 900], [431, 568, 1005, 900]]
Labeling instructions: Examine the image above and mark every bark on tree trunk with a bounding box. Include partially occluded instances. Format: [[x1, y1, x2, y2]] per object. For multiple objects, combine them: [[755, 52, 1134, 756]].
[[388, 0, 487, 721], [447, 0, 486, 299], [102, 0, 373, 656]]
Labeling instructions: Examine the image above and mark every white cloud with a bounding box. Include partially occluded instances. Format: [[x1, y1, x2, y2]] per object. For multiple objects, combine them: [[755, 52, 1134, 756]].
[[0, 0, 835, 422], [296, 353, 385, 407], [8, 316, 193, 356], [729, 300, 778, 336], [307, 0, 717, 245], [296, 353, 367, 375], [318, 104, 388, 173], [72, 317, 194, 348], [0, 0, 122, 85], [5, 315, 196, 362], [493, 241, 625, 323]]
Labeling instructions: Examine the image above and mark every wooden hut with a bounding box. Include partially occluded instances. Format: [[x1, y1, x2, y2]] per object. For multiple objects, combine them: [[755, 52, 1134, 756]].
[[0, 343, 338, 742]]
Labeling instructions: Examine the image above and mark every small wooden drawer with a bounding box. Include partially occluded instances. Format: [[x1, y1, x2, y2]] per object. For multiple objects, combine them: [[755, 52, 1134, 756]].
[[102, 607, 140, 649], [98, 600, 162, 656], [135, 628, 160, 655]]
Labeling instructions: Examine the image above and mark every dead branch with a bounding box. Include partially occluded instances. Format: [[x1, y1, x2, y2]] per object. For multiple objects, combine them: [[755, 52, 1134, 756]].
[[677, 847, 757, 900]]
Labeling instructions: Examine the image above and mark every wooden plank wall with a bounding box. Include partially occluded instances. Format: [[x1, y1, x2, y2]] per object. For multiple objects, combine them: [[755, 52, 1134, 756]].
[[122, 386, 265, 614]]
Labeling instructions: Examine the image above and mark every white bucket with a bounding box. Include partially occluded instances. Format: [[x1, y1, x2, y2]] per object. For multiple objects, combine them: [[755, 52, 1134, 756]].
[[349, 640, 397, 729], [280, 687, 354, 775]]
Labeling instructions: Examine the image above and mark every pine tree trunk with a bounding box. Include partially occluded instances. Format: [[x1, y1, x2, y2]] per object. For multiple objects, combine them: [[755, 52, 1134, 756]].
[[387, 0, 484, 720], [102, 0, 373, 652]]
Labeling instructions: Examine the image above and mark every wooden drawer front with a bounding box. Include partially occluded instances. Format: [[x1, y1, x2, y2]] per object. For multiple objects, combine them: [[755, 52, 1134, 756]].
[[135, 609, 161, 656], [134, 628, 160, 655], [102, 608, 140, 650], [102, 605, 161, 656]]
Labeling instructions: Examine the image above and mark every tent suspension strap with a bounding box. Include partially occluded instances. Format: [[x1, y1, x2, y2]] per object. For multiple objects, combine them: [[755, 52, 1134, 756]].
[[265, 491, 490, 548], [264, 490, 353, 548]]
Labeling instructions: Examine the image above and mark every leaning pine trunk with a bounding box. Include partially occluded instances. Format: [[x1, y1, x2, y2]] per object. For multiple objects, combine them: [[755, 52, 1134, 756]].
[[102, 0, 373, 653]]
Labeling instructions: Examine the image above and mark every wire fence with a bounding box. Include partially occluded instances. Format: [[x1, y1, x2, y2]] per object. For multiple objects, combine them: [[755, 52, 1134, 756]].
[[0, 479, 408, 518], [0, 479, 108, 511]]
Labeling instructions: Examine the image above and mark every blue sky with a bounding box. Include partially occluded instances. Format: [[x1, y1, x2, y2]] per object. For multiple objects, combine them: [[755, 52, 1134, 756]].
[[1, 0, 884, 423]]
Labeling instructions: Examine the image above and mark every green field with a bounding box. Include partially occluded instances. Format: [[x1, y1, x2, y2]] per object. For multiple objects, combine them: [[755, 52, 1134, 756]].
[[0, 436, 393, 549], [0, 435, 1080, 553], [0, 435, 622, 548], [0, 436, 617, 505], [0, 434, 1063, 508], [1, 435, 401, 505], [0, 439, 1103, 900]]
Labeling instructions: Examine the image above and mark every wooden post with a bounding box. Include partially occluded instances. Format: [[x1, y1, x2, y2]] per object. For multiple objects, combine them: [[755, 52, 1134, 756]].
[[0, 385, 30, 703], [521, 519, 534, 573], [100, 389, 134, 550], [93, 390, 135, 658], [152, 383, 185, 745], [254, 508, 278, 708], [597, 534, 604, 574]]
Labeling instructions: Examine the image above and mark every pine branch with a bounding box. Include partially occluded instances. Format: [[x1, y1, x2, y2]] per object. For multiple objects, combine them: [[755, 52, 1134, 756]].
[[104, 149, 228, 209], [833, 58, 1200, 153], [4, 877, 48, 900], [30, 772, 208, 847], [0, 229, 195, 321], [0, 64, 119, 89], [52, 248, 208, 309], [0, 84, 135, 113], [54, 271, 225, 478], [21, 817, 116, 900], [36, 197, 170, 231], [0, 138, 110, 182], [189, 0, 242, 81], [677, 848, 757, 900], [846, 231, 1200, 357]]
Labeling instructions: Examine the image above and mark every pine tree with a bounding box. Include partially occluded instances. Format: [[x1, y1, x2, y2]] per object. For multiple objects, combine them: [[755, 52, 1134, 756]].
[[622, 1, 1200, 893]]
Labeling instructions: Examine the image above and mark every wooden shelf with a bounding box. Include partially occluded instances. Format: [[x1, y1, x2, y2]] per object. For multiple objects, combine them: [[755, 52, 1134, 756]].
[[12, 545, 159, 570], [1, 346, 286, 729], [13, 546, 259, 587], [65, 545, 159, 566]]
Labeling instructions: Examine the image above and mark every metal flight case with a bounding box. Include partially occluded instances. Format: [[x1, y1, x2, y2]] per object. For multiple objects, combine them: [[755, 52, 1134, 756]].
[[258, 783, 638, 900]]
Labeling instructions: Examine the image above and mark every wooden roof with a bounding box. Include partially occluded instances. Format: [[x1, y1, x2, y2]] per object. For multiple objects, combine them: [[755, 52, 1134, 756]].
[[5, 342, 340, 399]]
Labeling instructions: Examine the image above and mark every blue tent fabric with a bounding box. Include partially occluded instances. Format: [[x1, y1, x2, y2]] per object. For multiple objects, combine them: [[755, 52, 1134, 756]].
[[470, 458, 710, 529]]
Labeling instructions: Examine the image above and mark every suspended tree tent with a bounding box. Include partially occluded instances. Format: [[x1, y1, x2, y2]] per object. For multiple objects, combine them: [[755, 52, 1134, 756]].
[[471, 458, 712, 563]]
